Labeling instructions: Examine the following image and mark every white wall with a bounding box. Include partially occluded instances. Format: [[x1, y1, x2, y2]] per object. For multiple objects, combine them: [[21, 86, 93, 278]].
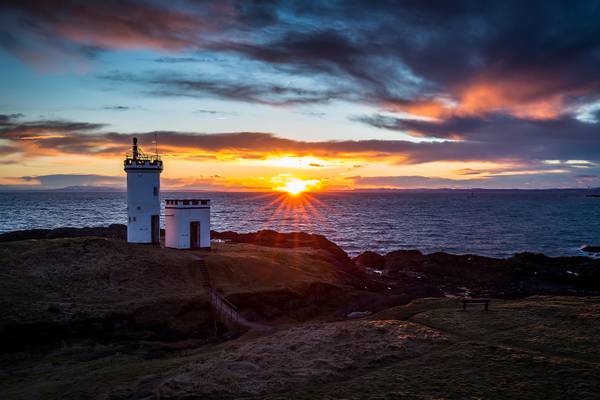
[[126, 170, 161, 243], [165, 206, 211, 249]]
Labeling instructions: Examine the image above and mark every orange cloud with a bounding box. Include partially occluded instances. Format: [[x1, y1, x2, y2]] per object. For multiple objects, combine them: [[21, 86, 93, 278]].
[[383, 75, 576, 121], [456, 79, 565, 120], [383, 98, 451, 119]]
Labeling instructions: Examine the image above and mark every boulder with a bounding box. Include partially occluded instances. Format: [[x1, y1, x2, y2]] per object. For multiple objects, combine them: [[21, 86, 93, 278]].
[[353, 251, 385, 269], [346, 311, 371, 319], [384, 250, 427, 271]]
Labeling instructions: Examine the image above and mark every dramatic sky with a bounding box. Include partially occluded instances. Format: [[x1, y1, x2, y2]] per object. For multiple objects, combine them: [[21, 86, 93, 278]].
[[1, 0, 600, 190]]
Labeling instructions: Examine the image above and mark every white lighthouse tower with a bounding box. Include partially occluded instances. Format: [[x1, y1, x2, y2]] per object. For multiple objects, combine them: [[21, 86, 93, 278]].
[[124, 137, 163, 244]]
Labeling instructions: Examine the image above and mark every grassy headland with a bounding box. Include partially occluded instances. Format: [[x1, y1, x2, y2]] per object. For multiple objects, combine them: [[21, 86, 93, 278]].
[[0, 228, 599, 399]]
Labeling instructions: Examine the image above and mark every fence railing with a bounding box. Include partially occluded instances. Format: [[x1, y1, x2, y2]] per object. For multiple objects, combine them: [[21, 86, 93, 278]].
[[207, 287, 241, 324], [198, 257, 246, 326]]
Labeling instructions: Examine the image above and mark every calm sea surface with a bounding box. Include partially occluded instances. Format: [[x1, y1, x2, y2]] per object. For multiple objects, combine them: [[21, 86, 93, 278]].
[[1, 190, 600, 257]]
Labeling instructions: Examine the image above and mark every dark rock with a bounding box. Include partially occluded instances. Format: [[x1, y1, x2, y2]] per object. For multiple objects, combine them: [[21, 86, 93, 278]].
[[366, 247, 600, 299], [384, 249, 427, 271], [353, 251, 385, 269], [581, 245, 600, 253], [0, 224, 127, 242]]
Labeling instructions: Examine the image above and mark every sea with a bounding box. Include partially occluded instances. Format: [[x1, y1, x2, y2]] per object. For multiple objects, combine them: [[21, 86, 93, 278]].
[[1, 190, 600, 258]]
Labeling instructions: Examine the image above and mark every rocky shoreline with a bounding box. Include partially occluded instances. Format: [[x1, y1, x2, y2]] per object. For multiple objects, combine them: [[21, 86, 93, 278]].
[[355, 248, 600, 299]]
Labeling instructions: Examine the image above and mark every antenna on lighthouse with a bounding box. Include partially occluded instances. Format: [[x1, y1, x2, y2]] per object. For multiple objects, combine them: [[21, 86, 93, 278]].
[[132, 137, 138, 160], [153, 133, 158, 156]]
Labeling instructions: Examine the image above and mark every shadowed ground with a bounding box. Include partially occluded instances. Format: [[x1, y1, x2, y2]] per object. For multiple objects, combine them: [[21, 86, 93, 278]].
[[2, 296, 599, 399]]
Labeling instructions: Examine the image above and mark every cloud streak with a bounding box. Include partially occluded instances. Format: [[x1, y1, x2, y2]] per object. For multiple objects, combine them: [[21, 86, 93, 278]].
[[19, 174, 124, 188], [109, 73, 345, 106], [348, 172, 600, 190], [2, 114, 600, 168], [355, 112, 600, 163], [0, 114, 502, 164]]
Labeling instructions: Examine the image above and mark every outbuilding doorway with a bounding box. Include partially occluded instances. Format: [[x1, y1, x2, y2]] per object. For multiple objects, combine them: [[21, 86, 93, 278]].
[[190, 221, 200, 249], [151, 215, 159, 244]]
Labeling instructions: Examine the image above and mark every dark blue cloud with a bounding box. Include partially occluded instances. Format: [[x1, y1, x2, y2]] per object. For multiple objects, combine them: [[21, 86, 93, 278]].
[[103, 106, 130, 111], [4, 1, 599, 109], [355, 112, 600, 162], [102, 71, 347, 106], [18, 174, 123, 189]]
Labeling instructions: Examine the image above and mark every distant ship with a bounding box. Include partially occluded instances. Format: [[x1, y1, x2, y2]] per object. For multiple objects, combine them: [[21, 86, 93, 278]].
[[585, 187, 600, 197]]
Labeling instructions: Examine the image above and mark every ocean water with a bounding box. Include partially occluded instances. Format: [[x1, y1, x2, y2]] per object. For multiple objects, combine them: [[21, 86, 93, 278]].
[[1, 190, 600, 258]]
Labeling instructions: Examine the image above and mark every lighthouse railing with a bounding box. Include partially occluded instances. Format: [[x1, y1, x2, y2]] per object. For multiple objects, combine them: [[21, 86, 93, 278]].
[[124, 151, 161, 162]]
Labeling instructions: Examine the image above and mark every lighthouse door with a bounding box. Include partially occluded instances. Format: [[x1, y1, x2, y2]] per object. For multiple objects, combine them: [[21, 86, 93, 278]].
[[190, 222, 199, 249], [151, 215, 159, 244]]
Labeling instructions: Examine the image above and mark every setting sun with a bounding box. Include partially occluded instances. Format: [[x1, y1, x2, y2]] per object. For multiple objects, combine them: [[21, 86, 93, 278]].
[[275, 178, 320, 195]]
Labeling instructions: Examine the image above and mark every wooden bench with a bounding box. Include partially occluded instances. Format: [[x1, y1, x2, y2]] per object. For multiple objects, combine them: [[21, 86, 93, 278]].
[[461, 298, 491, 311]]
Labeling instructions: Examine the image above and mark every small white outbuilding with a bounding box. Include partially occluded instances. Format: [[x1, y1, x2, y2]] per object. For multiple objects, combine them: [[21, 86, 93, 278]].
[[164, 199, 211, 249]]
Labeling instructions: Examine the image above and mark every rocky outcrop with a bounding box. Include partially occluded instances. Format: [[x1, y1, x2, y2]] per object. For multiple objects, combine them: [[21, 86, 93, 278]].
[[0, 224, 127, 242], [353, 251, 385, 269], [581, 245, 600, 253], [355, 248, 600, 298]]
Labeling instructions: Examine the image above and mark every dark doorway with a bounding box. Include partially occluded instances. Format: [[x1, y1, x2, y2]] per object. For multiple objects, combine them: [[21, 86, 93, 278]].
[[190, 221, 199, 249], [151, 215, 159, 244]]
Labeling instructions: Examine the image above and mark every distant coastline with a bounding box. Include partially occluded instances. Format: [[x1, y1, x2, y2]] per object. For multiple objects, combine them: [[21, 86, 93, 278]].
[[1, 186, 600, 193]]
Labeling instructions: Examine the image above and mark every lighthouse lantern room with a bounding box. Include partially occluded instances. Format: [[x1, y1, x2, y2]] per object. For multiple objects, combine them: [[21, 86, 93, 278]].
[[124, 137, 163, 243]]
